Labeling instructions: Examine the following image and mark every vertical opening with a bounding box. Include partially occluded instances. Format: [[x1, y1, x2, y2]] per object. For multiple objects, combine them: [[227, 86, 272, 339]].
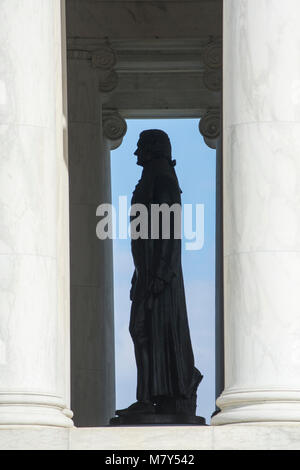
[[111, 118, 216, 423]]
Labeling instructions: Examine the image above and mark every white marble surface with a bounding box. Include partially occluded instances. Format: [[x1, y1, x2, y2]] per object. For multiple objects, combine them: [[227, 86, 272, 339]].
[[0, 427, 70, 450], [216, 0, 300, 425], [69, 424, 300, 450], [223, 252, 300, 391], [0, 1, 56, 129], [70, 426, 213, 451], [212, 423, 300, 450], [223, 0, 300, 127], [2, 423, 300, 450], [223, 122, 300, 256], [0, 125, 57, 258], [0, 0, 72, 426], [0, 255, 58, 389], [55, 0, 72, 412]]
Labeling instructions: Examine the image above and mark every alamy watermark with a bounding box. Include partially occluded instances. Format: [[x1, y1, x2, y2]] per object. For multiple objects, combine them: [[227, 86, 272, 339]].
[[96, 196, 205, 251]]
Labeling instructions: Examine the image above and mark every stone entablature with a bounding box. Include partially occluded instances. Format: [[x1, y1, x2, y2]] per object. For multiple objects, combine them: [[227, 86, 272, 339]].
[[67, 37, 221, 119]]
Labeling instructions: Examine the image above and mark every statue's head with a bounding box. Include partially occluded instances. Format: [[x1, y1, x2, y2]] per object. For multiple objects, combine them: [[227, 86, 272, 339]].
[[134, 129, 172, 166]]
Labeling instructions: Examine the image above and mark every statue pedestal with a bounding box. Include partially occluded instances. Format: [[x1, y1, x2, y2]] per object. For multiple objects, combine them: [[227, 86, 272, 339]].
[[110, 414, 206, 426]]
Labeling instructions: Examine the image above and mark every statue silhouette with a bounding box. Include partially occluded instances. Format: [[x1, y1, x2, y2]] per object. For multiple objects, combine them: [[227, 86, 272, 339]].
[[111, 130, 205, 425]]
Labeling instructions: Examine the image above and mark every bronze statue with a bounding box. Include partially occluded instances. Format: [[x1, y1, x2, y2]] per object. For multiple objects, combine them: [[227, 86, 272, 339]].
[[111, 130, 204, 425]]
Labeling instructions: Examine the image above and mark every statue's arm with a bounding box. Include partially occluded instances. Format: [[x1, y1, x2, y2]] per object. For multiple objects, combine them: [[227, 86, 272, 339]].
[[150, 176, 180, 292]]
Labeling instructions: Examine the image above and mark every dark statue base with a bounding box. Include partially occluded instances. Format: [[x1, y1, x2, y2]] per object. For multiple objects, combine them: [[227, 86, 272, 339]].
[[110, 414, 206, 426], [110, 395, 206, 426]]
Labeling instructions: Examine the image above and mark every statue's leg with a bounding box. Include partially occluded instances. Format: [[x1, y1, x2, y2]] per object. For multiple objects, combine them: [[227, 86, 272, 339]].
[[129, 299, 151, 404], [115, 299, 155, 417], [133, 340, 150, 402]]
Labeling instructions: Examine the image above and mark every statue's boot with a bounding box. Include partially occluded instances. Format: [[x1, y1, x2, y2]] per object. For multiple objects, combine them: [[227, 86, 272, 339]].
[[116, 401, 155, 416]]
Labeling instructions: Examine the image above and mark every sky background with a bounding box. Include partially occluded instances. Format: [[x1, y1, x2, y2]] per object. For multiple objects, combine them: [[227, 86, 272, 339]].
[[111, 118, 216, 424]]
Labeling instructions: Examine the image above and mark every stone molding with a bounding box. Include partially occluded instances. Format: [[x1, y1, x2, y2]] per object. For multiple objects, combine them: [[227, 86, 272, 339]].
[[0, 392, 73, 427], [67, 37, 222, 73], [203, 38, 222, 92], [199, 108, 221, 149], [212, 389, 300, 425], [68, 44, 116, 66]]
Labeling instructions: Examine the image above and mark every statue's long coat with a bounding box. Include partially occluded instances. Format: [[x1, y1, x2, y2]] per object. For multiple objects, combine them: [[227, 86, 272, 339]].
[[129, 159, 200, 400]]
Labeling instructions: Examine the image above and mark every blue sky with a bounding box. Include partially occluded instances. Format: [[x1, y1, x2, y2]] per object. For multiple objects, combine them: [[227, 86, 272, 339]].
[[111, 118, 216, 423]]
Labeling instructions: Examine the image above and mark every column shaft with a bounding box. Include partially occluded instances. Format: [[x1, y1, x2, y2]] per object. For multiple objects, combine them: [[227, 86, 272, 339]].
[[68, 59, 115, 426], [213, 0, 300, 424], [0, 0, 72, 426], [215, 136, 224, 408]]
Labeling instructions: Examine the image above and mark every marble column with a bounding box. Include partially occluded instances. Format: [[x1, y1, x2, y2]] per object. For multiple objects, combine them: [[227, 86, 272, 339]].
[[212, 0, 300, 424], [0, 0, 72, 426], [67, 45, 126, 425], [199, 110, 223, 413], [214, 135, 224, 411]]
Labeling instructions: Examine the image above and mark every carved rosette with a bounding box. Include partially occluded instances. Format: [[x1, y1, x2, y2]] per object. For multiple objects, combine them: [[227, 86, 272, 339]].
[[203, 69, 222, 92], [91, 46, 116, 70], [199, 109, 220, 149], [103, 113, 127, 150], [91, 46, 119, 94], [99, 70, 119, 93], [202, 41, 222, 69]]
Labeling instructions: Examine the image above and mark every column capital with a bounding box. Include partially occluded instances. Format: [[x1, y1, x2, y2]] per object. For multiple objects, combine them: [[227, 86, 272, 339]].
[[67, 44, 117, 70], [68, 44, 119, 95], [103, 111, 127, 150], [92, 46, 119, 95], [199, 108, 221, 149]]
